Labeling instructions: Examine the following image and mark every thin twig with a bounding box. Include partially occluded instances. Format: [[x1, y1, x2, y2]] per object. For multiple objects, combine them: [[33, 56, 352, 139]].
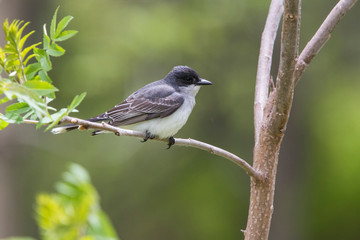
[[23, 119, 39, 124], [16, 42, 27, 84], [254, 0, 284, 145], [58, 116, 263, 181], [294, 0, 358, 85], [175, 138, 261, 179]]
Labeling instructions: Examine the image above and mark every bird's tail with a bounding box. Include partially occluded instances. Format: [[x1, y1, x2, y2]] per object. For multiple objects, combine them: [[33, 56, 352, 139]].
[[51, 113, 109, 134], [51, 124, 80, 134]]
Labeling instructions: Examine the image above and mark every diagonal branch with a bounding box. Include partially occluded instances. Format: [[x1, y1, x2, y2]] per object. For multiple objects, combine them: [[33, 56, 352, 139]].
[[59, 116, 263, 181], [294, 0, 358, 85], [254, 0, 284, 145]]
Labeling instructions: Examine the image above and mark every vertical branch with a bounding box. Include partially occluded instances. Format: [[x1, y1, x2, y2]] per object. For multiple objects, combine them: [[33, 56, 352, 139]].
[[247, 0, 357, 239], [269, 0, 301, 132], [254, 0, 284, 145], [246, 0, 301, 239]]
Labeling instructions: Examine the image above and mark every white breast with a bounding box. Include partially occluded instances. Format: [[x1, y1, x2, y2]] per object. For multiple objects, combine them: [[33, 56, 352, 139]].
[[130, 85, 200, 139]]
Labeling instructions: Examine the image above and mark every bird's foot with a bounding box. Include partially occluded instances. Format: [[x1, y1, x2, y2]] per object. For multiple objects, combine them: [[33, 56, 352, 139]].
[[141, 131, 156, 142], [167, 136, 175, 149]]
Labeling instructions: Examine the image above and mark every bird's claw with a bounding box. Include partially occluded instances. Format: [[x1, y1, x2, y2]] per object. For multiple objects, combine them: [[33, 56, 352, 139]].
[[141, 132, 175, 149], [141, 131, 155, 142], [167, 136, 175, 149]]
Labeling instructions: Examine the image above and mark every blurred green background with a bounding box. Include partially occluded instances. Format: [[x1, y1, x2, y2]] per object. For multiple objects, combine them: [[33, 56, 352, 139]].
[[1, 0, 360, 239]]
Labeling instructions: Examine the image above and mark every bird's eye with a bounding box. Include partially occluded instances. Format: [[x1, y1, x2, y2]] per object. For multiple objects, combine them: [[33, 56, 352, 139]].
[[185, 77, 193, 83]]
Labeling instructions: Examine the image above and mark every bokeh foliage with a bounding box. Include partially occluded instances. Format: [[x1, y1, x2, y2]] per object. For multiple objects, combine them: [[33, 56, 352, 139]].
[[35, 163, 118, 240], [2, 164, 118, 240]]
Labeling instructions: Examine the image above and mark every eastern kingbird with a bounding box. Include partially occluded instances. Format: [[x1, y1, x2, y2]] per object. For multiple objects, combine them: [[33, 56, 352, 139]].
[[51, 66, 212, 148]]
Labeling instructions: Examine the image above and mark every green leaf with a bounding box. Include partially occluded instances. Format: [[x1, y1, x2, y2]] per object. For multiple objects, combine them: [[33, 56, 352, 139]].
[[0, 117, 10, 130], [23, 108, 35, 119], [50, 6, 60, 41], [5, 112, 23, 124], [44, 93, 86, 132], [88, 211, 119, 239], [43, 24, 50, 50], [42, 108, 66, 124], [54, 30, 78, 42], [0, 46, 6, 63], [4, 102, 30, 124], [38, 70, 52, 83], [24, 80, 58, 96], [68, 92, 86, 113], [36, 118, 43, 129], [35, 163, 119, 240], [29, 111, 38, 120], [55, 15, 73, 38], [67, 163, 91, 184], [34, 48, 52, 72], [44, 108, 68, 131], [23, 53, 36, 66], [16, 21, 30, 44], [0, 96, 10, 104], [25, 62, 41, 80], [47, 43, 65, 57], [3, 19, 10, 35], [6, 20, 19, 46], [22, 42, 41, 62], [5, 102, 30, 114], [1, 80, 46, 117], [0, 112, 18, 124], [18, 30, 34, 51]]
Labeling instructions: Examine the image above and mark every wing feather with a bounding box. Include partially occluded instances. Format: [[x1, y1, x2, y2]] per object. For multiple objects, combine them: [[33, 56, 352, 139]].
[[104, 84, 184, 126]]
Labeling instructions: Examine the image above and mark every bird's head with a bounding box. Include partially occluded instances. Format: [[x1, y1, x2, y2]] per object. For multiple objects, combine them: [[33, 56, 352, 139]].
[[165, 66, 213, 88]]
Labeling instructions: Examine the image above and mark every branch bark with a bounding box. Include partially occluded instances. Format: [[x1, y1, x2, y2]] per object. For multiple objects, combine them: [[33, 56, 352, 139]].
[[254, 0, 284, 145], [247, 0, 357, 239], [59, 116, 263, 180], [246, 0, 301, 239], [294, 0, 358, 85]]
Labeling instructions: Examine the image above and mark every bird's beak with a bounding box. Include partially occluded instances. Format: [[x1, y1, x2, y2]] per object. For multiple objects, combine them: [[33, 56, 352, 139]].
[[196, 78, 213, 86]]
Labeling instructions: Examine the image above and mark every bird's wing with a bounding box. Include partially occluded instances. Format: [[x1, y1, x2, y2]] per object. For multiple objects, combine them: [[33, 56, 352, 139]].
[[105, 84, 184, 126]]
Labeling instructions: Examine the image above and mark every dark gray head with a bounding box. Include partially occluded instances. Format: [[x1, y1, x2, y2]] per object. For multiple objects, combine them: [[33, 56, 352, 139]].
[[165, 66, 212, 87]]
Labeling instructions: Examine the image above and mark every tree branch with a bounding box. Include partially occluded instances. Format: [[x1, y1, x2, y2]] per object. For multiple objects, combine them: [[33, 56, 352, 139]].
[[274, 0, 301, 110], [254, 0, 284, 145], [294, 0, 358, 85], [59, 116, 263, 181], [246, 0, 302, 239]]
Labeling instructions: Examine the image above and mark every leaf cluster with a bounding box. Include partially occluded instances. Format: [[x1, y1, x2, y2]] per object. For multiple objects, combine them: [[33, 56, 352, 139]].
[[0, 7, 85, 131], [35, 163, 119, 240], [2, 164, 119, 240]]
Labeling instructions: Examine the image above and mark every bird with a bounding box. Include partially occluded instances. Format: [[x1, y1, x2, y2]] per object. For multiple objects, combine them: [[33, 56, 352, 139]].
[[51, 65, 212, 148]]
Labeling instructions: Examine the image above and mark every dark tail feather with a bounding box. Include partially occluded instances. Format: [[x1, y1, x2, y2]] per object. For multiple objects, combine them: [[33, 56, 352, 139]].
[[51, 113, 109, 135], [51, 124, 79, 134], [91, 130, 103, 136]]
